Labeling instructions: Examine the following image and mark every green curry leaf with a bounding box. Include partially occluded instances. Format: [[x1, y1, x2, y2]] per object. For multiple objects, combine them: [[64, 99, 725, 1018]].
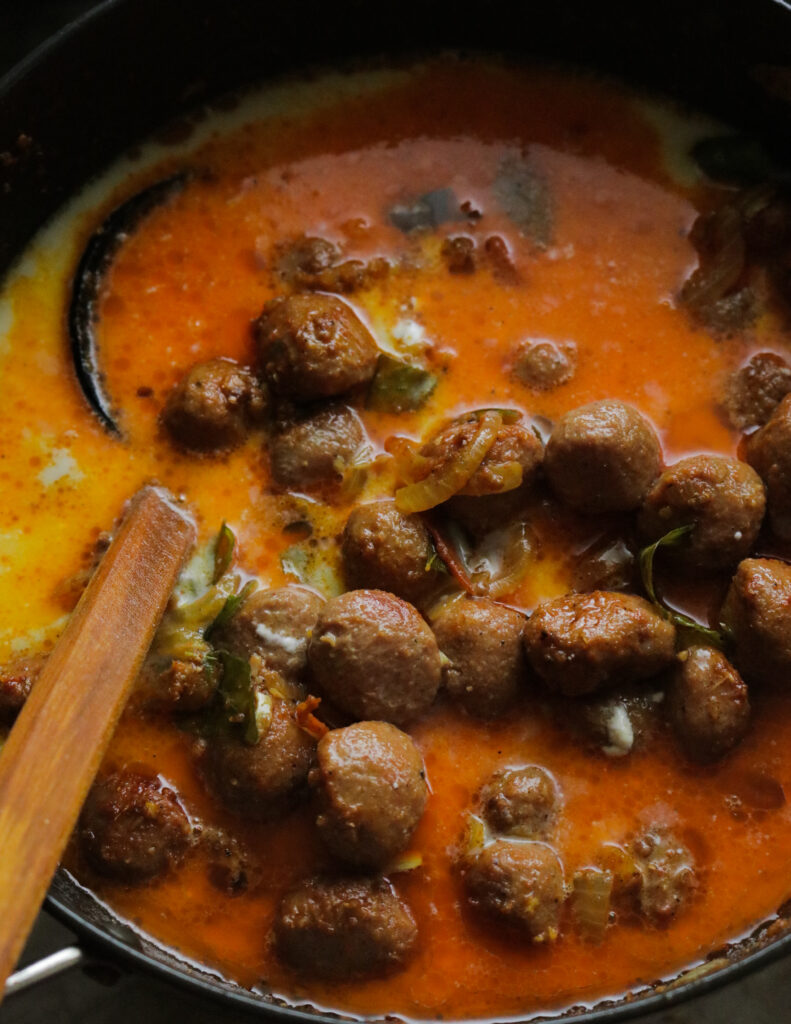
[[213, 650, 259, 745], [367, 354, 437, 413], [639, 525, 727, 648], [205, 579, 257, 639], [213, 522, 235, 583]]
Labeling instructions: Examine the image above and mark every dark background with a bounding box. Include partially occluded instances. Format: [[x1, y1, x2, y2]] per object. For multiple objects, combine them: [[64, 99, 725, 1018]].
[[2, 2, 791, 1021]]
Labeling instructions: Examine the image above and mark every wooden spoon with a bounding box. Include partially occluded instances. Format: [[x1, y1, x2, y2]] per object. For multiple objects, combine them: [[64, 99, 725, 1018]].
[[0, 486, 195, 997]]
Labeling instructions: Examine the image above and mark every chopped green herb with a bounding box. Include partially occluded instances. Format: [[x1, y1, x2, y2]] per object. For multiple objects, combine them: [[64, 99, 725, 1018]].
[[213, 522, 235, 583], [639, 526, 727, 647], [425, 542, 450, 574], [368, 354, 437, 413], [205, 579, 257, 638], [213, 650, 260, 745]]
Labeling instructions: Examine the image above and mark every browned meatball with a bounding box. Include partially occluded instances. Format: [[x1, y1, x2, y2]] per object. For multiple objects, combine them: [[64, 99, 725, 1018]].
[[419, 415, 543, 498], [201, 697, 316, 820], [725, 352, 791, 430], [342, 501, 441, 604], [721, 557, 791, 688], [638, 454, 765, 569], [313, 722, 427, 867], [545, 400, 662, 514], [432, 597, 527, 718], [523, 591, 676, 696], [275, 876, 417, 980], [162, 358, 266, 452], [746, 393, 791, 539], [269, 405, 367, 491], [631, 826, 697, 923], [134, 657, 217, 713], [462, 840, 565, 941], [79, 771, 192, 882], [0, 655, 41, 722], [275, 235, 389, 294], [668, 646, 750, 762], [254, 293, 379, 400], [512, 339, 577, 391], [308, 590, 441, 725], [479, 766, 560, 838], [213, 585, 324, 692]]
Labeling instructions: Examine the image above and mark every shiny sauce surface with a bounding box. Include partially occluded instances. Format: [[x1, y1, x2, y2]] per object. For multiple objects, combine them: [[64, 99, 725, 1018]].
[[2, 59, 791, 1020]]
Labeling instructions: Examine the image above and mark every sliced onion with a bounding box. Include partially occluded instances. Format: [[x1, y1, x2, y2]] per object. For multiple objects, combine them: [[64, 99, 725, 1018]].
[[476, 459, 524, 494], [395, 411, 501, 513], [384, 435, 432, 482], [572, 868, 613, 943], [386, 851, 424, 874], [470, 520, 534, 598]]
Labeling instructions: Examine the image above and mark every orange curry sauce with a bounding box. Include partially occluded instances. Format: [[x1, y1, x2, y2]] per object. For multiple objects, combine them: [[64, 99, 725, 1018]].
[[2, 58, 791, 1020]]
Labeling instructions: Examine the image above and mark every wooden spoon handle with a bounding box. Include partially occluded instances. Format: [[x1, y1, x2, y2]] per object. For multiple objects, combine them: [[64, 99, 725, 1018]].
[[0, 486, 194, 995]]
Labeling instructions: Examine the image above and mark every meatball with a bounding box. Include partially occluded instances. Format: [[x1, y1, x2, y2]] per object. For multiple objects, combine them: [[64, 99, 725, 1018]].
[[308, 590, 441, 725], [79, 771, 192, 882], [275, 876, 417, 980], [254, 293, 379, 400], [668, 646, 750, 762], [198, 825, 257, 894], [0, 656, 40, 722], [746, 393, 791, 539], [479, 766, 560, 839], [419, 415, 543, 498], [201, 697, 316, 820], [313, 721, 427, 867], [134, 656, 217, 713], [269, 405, 367, 491], [631, 826, 697, 924], [545, 400, 662, 514], [462, 840, 565, 941], [432, 596, 528, 718], [512, 339, 577, 391], [725, 352, 791, 430], [523, 591, 676, 696], [638, 454, 765, 569], [275, 235, 388, 294], [721, 557, 791, 688], [213, 585, 324, 691], [342, 501, 441, 605], [162, 358, 266, 452]]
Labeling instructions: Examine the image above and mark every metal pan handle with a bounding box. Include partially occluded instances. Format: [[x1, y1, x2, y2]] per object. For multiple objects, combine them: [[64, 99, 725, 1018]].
[[5, 945, 85, 997]]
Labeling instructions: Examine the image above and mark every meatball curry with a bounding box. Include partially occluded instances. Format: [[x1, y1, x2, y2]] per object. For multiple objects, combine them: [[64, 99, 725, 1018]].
[[3, 57, 791, 1020]]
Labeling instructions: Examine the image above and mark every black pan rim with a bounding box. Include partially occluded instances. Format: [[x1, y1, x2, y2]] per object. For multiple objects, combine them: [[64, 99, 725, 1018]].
[[2, 0, 791, 1018]]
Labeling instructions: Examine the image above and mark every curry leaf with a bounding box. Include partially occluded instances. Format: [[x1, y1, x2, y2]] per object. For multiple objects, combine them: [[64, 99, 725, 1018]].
[[213, 522, 235, 583], [213, 650, 259, 745], [205, 579, 257, 639], [639, 526, 727, 647], [367, 354, 437, 413], [425, 541, 449, 574]]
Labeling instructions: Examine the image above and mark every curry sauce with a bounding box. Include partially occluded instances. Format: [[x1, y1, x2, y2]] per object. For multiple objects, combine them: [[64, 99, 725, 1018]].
[[2, 58, 791, 1019]]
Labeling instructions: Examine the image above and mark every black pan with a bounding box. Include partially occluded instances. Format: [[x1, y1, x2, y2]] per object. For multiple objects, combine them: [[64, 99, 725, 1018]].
[[3, 0, 791, 1019]]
